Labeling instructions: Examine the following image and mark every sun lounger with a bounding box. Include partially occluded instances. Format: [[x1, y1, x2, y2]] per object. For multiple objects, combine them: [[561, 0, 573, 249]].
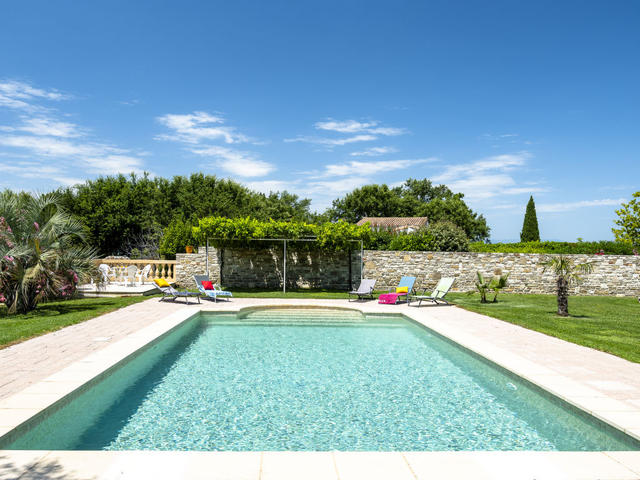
[[378, 276, 416, 304], [193, 275, 233, 302], [409, 277, 455, 306], [154, 279, 200, 304], [348, 279, 376, 301]]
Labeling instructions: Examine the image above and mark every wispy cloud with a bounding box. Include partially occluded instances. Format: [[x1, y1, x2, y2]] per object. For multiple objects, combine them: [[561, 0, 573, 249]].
[[350, 146, 397, 157], [286, 117, 407, 150], [156, 111, 249, 144], [0, 80, 69, 112], [316, 158, 437, 178], [315, 119, 407, 136], [156, 110, 274, 178], [537, 198, 625, 213], [0, 80, 147, 183], [191, 145, 274, 177], [284, 134, 377, 146], [432, 152, 539, 200]]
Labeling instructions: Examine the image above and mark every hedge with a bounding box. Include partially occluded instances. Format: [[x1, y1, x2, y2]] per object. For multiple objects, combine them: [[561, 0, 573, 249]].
[[469, 241, 635, 255]]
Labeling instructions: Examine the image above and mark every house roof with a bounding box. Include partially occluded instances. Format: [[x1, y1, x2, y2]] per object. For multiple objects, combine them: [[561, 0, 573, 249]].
[[356, 217, 429, 229]]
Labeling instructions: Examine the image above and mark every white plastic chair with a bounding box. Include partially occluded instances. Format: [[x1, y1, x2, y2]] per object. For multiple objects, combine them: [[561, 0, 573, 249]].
[[124, 265, 138, 287], [136, 264, 151, 286], [98, 264, 116, 284]]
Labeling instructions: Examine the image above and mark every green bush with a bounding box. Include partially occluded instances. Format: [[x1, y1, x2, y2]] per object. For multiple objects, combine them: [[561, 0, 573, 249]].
[[388, 230, 436, 251], [159, 219, 196, 259], [469, 240, 635, 255], [428, 221, 470, 252]]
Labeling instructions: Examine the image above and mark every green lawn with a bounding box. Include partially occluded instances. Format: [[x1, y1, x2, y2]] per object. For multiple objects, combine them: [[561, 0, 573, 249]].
[[447, 292, 640, 363], [0, 296, 152, 349]]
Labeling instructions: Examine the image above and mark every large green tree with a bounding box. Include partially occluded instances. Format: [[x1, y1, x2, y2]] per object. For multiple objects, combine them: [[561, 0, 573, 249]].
[[327, 179, 490, 241], [520, 195, 540, 242], [612, 192, 640, 247], [58, 173, 312, 255]]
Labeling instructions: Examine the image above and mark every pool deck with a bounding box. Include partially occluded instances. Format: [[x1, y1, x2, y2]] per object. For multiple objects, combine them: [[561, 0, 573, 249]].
[[1, 297, 640, 479]]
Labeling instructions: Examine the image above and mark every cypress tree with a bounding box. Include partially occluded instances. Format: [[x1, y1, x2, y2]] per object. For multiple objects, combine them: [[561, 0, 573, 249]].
[[520, 196, 540, 242]]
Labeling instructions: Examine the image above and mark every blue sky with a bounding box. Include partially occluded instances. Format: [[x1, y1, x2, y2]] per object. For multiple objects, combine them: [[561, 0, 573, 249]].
[[0, 0, 638, 241]]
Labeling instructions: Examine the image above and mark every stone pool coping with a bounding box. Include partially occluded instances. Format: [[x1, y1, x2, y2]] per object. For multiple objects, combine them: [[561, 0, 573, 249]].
[[1, 298, 640, 479]]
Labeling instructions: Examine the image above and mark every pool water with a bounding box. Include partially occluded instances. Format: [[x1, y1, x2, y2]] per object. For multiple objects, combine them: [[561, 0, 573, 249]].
[[4, 309, 639, 451]]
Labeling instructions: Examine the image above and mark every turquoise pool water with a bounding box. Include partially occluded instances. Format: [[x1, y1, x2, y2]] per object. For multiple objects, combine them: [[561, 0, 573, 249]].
[[3, 308, 639, 451]]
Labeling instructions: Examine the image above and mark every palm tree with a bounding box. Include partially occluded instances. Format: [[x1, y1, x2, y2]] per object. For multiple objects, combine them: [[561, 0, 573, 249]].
[[542, 255, 593, 316], [0, 192, 98, 314]]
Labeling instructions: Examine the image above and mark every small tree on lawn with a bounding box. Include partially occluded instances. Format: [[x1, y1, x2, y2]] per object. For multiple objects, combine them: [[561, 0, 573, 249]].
[[520, 196, 540, 242], [542, 255, 593, 316], [612, 192, 640, 247]]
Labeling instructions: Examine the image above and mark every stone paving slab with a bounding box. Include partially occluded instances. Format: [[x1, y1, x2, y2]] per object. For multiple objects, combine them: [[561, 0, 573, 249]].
[[0, 299, 190, 400]]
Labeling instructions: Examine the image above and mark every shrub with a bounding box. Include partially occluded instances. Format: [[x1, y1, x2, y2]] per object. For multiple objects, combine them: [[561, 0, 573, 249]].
[[428, 221, 470, 252], [469, 240, 634, 255], [0, 193, 97, 314], [159, 219, 196, 259], [388, 229, 436, 251]]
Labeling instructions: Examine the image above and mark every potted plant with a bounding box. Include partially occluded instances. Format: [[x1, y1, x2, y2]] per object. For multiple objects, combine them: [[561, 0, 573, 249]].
[[185, 245, 194, 254]]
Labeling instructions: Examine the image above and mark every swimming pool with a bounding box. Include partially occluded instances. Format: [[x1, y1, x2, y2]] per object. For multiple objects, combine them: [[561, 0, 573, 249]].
[[2, 308, 639, 451]]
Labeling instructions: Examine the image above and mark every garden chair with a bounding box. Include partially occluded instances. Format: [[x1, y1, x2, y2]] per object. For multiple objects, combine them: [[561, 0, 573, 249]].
[[135, 264, 152, 285], [409, 277, 455, 306], [193, 274, 233, 302], [154, 279, 200, 304], [123, 265, 138, 287], [378, 276, 416, 304], [98, 264, 116, 284], [348, 279, 376, 301]]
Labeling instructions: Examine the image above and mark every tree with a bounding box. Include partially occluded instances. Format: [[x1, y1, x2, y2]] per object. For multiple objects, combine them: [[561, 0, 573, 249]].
[[520, 196, 540, 242], [612, 192, 640, 247], [0, 192, 97, 314], [473, 271, 510, 303], [58, 173, 314, 255], [541, 255, 593, 316], [327, 179, 490, 241]]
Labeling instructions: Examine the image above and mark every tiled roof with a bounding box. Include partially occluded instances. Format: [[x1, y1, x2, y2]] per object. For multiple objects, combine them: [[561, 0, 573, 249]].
[[356, 217, 429, 229]]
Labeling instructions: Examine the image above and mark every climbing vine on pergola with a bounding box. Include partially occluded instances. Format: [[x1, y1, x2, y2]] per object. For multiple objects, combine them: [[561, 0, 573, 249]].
[[192, 217, 372, 292]]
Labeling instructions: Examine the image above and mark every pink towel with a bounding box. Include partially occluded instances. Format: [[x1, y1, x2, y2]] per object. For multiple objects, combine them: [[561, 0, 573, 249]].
[[378, 292, 406, 304]]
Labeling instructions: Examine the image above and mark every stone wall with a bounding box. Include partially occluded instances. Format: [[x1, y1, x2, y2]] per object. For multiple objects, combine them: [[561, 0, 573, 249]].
[[175, 248, 640, 296], [175, 250, 221, 288], [362, 251, 640, 296], [175, 247, 362, 290]]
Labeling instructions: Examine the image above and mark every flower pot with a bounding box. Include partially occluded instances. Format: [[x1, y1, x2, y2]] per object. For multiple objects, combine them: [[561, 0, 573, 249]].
[[185, 245, 194, 254]]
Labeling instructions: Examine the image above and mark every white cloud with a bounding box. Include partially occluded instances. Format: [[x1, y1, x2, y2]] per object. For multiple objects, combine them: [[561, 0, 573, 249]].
[[432, 152, 537, 201], [156, 111, 248, 144], [537, 198, 625, 213], [350, 146, 397, 157], [307, 177, 373, 195], [314, 119, 407, 136], [318, 158, 437, 178], [287, 118, 407, 149], [244, 180, 300, 194], [0, 80, 69, 112], [284, 134, 377, 146], [1, 117, 83, 137], [192, 145, 275, 177]]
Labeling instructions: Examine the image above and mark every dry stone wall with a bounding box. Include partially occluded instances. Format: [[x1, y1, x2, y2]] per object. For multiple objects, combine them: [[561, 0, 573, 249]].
[[362, 251, 640, 296], [176, 247, 362, 290], [175, 248, 640, 296]]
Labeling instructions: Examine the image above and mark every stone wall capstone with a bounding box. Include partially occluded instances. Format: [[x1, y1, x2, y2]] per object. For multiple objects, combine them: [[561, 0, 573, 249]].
[[175, 249, 640, 296]]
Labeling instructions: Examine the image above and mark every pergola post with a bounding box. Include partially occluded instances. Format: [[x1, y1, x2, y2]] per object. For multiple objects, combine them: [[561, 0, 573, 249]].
[[283, 239, 287, 293]]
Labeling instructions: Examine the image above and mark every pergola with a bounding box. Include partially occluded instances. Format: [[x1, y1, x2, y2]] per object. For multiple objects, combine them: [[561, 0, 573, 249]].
[[204, 237, 364, 293]]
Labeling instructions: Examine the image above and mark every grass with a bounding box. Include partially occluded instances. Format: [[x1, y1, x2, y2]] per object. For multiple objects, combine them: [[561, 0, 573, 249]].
[[447, 292, 640, 363], [0, 296, 152, 349]]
